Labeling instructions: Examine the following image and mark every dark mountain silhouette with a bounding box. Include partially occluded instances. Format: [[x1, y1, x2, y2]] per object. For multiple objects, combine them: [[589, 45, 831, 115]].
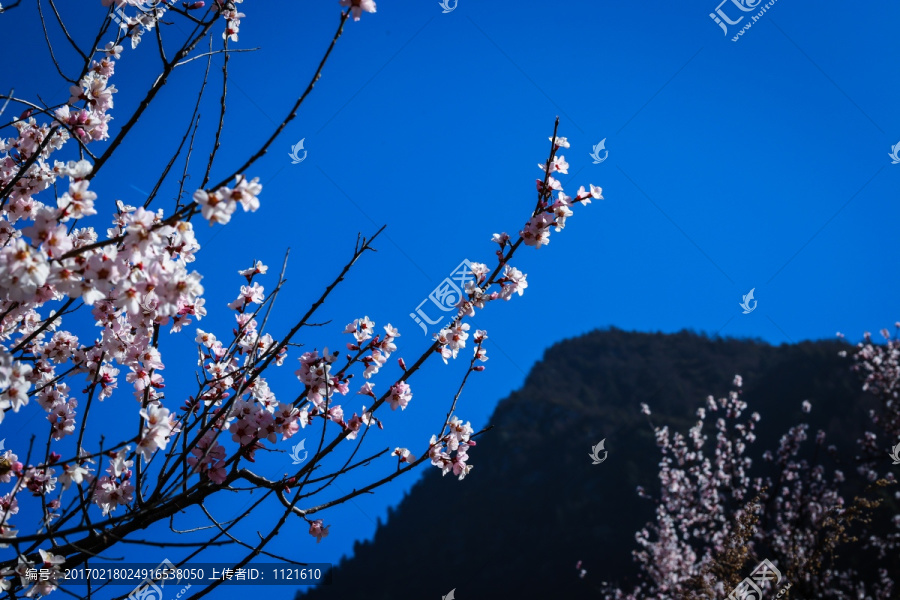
[[295, 328, 888, 600]]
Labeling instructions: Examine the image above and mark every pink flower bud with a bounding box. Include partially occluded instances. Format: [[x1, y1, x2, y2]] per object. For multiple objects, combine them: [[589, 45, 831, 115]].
[[398, 358, 407, 371]]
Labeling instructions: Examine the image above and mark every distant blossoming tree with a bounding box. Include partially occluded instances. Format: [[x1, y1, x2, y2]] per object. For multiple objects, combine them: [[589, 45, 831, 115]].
[[0, 1, 603, 596], [586, 327, 900, 599]]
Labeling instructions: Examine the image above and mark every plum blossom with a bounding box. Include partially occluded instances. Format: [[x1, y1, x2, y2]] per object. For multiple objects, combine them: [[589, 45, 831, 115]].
[[58, 463, 93, 490], [137, 404, 181, 461], [600, 363, 898, 600], [392, 447, 415, 464], [308, 519, 330, 543], [238, 260, 268, 281], [48, 399, 77, 440], [222, 6, 245, 42], [193, 176, 261, 226], [0, 451, 22, 484], [195, 329, 218, 348], [24, 549, 65, 596], [274, 403, 306, 439], [427, 416, 476, 479], [343, 316, 375, 344], [435, 322, 470, 363], [0, 240, 50, 303], [228, 281, 265, 311], [187, 432, 227, 484], [93, 476, 135, 516], [340, 0, 376, 20], [498, 265, 527, 300], [23, 467, 57, 496], [388, 381, 412, 411], [576, 184, 603, 203], [0, 81, 602, 595]]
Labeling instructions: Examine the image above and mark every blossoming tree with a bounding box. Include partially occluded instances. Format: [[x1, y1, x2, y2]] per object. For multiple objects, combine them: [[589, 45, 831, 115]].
[[0, 0, 603, 596], [588, 328, 900, 599]]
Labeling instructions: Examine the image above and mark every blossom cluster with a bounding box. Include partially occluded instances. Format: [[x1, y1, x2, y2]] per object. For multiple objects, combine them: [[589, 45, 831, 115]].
[[428, 416, 476, 480], [523, 136, 602, 249], [193, 175, 262, 226], [600, 353, 900, 600], [0, 0, 601, 580], [438, 136, 600, 365], [93, 447, 135, 516], [0, 5, 270, 572], [846, 324, 900, 441]]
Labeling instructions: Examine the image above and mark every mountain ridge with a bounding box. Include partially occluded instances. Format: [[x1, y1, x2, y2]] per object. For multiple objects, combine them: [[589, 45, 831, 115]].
[[296, 327, 878, 600]]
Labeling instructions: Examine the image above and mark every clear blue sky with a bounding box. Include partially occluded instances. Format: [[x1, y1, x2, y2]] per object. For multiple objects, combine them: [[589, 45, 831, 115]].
[[3, 0, 899, 597]]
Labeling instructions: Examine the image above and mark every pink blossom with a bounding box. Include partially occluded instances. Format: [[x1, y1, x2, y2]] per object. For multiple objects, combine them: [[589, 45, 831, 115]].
[[388, 381, 412, 411], [392, 447, 415, 464], [308, 519, 330, 543], [340, 0, 376, 21]]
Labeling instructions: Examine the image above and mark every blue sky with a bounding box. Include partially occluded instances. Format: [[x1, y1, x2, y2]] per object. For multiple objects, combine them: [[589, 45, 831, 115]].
[[3, 0, 900, 597]]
